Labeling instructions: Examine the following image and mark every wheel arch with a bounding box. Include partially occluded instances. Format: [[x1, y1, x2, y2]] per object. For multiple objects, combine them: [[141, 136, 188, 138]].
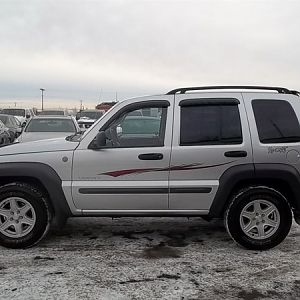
[[0, 162, 72, 227], [208, 163, 300, 219]]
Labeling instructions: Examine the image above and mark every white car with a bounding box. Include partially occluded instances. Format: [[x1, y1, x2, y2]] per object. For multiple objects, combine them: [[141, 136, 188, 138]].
[[1, 108, 35, 125], [76, 109, 105, 131], [17, 116, 80, 143]]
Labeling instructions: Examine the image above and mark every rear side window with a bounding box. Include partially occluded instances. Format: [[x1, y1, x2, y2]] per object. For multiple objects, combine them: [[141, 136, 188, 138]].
[[180, 104, 242, 146], [252, 100, 300, 143]]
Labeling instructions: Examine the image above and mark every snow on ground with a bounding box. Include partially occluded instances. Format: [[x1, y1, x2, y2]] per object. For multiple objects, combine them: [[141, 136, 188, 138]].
[[0, 217, 299, 300]]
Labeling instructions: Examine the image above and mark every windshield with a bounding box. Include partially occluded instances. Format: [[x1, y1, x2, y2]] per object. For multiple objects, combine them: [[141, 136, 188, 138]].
[[26, 118, 76, 132], [39, 110, 65, 116], [77, 111, 103, 120], [0, 115, 8, 125], [2, 109, 25, 117]]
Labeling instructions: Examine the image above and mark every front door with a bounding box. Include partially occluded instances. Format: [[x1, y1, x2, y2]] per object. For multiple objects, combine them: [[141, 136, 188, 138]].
[[72, 96, 173, 211], [169, 92, 253, 211]]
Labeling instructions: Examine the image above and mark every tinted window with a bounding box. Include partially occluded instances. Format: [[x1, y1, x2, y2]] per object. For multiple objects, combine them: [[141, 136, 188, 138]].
[[252, 100, 300, 143], [1, 109, 25, 117], [180, 105, 242, 145], [39, 110, 64, 116], [26, 119, 76, 132], [77, 111, 103, 120]]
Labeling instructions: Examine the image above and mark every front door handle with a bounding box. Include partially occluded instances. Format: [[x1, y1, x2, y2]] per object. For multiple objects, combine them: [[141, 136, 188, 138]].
[[224, 151, 247, 157], [138, 153, 164, 160]]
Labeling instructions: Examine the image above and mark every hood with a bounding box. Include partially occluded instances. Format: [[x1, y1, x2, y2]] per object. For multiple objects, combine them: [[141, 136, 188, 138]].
[[0, 137, 79, 156], [18, 132, 74, 143]]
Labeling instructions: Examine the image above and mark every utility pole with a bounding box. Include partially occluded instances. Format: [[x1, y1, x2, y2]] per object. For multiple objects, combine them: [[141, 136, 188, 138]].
[[40, 88, 45, 111], [115, 92, 118, 102], [99, 88, 102, 102], [80, 100, 83, 111]]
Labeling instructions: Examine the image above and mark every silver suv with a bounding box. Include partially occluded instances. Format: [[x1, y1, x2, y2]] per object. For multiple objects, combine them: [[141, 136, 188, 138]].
[[0, 86, 299, 250]]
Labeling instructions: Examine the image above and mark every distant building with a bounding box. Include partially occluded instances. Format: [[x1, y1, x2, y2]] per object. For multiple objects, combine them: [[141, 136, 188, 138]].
[[95, 102, 117, 112]]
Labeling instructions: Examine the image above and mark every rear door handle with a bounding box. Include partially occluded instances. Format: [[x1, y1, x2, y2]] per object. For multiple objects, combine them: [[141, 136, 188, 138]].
[[138, 153, 164, 160], [224, 151, 247, 157]]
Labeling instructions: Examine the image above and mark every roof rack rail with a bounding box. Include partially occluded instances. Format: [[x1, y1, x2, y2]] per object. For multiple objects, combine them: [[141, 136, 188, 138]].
[[166, 86, 299, 96]]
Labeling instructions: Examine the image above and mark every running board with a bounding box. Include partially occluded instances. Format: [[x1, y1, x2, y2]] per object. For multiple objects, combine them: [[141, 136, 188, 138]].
[[80, 209, 209, 217]]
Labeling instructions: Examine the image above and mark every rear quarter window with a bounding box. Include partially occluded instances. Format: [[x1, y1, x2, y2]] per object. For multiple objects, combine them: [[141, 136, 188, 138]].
[[252, 100, 300, 143]]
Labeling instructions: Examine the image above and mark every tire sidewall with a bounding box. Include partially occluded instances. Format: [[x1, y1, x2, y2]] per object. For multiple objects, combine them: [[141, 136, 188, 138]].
[[226, 187, 292, 250]]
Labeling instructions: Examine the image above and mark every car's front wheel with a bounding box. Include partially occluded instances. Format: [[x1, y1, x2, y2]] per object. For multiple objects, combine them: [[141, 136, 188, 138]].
[[0, 183, 51, 249], [225, 186, 292, 250]]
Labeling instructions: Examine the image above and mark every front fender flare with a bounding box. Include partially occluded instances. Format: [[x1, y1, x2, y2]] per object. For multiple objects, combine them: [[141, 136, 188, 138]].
[[0, 162, 72, 226]]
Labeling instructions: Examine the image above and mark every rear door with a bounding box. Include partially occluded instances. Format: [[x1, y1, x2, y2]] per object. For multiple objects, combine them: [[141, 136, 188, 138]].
[[169, 92, 253, 211]]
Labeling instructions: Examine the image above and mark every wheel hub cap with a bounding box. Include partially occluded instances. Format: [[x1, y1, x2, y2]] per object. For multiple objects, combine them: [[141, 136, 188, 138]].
[[240, 199, 280, 240], [0, 197, 36, 238]]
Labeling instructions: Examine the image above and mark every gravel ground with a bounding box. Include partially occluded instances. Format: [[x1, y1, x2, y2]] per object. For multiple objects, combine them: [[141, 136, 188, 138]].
[[0, 217, 299, 300]]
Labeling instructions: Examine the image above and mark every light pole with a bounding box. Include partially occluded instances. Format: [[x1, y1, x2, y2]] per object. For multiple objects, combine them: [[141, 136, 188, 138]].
[[40, 88, 45, 111]]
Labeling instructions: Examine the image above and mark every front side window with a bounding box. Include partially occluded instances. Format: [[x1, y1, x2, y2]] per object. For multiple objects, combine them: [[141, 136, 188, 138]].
[[180, 104, 242, 146], [252, 100, 300, 143], [102, 105, 167, 148]]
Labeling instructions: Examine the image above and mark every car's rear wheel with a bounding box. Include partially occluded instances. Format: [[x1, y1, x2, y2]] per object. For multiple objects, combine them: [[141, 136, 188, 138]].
[[225, 186, 292, 250], [0, 183, 51, 248]]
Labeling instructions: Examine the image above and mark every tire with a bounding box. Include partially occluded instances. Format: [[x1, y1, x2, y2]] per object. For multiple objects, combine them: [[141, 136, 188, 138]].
[[225, 186, 292, 250], [0, 183, 51, 249]]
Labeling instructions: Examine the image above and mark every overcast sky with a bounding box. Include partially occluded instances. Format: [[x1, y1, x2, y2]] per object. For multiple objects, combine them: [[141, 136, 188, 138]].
[[1, 0, 300, 109]]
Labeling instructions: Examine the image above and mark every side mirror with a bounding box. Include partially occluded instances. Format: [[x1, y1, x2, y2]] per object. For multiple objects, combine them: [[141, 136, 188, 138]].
[[96, 131, 107, 147], [22, 122, 26, 128], [26, 114, 30, 119], [89, 131, 107, 149]]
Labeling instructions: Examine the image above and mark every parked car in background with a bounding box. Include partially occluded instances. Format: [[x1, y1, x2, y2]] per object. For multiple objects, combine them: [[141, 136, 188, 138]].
[[118, 116, 161, 139], [0, 114, 23, 142], [0, 120, 10, 146], [17, 116, 80, 143], [37, 110, 65, 116], [76, 109, 105, 131], [1, 108, 35, 126]]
